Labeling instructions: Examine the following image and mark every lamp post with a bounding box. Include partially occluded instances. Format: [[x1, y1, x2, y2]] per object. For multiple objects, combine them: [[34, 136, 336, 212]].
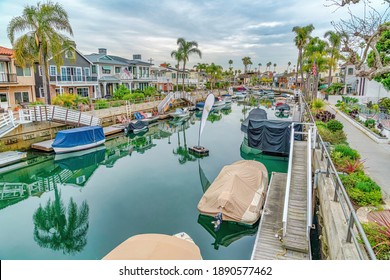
[[356, 78, 359, 95]]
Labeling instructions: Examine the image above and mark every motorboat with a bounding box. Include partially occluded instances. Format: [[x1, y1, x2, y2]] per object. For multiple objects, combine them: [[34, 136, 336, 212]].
[[169, 108, 190, 120], [197, 160, 269, 225], [241, 108, 268, 133], [275, 103, 291, 118], [125, 120, 148, 134], [221, 94, 232, 103], [51, 126, 106, 154], [102, 233, 202, 260], [213, 96, 226, 107]]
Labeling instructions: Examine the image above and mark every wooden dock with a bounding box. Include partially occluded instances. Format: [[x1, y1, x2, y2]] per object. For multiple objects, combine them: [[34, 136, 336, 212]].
[[31, 125, 124, 152], [251, 171, 310, 260]]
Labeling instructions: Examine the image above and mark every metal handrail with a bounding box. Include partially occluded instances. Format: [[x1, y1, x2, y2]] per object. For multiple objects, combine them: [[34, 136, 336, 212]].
[[307, 126, 313, 238], [298, 92, 376, 259], [157, 92, 174, 113], [282, 124, 295, 236]]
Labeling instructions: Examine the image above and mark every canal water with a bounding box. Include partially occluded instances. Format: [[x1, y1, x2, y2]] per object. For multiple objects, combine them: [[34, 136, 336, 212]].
[[0, 102, 289, 260]]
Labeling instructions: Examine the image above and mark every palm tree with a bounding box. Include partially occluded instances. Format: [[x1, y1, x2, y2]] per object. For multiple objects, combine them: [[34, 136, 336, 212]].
[[304, 37, 329, 100], [228, 59, 233, 70], [8, 1, 74, 105], [324, 30, 342, 88], [292, 24, 315, 95], [258, 63, 262, 73], [287, 61, 291, 72], [242, 57, 252, 73], [170, 50, 183, 92], [33, 187, 89, 255], [206, 63, 223, 90], [173, 38, 202, 92], [266, 62, 272, 71], [273, 63, 277, 72]]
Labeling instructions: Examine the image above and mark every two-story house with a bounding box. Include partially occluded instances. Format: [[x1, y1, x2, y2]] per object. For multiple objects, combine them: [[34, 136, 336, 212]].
[[36, 46, 99, 101], [0, 46, 36, 110]]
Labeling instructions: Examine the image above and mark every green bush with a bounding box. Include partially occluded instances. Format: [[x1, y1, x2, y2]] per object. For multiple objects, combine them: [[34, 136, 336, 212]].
[[317, 126, 347, 145], [113, 85, 131, 100], [311, 98, 325, 112], [362, 223, 390, 260], [94, 99, 109, 110], [364, 119, 376, 129], [333, 144, 360, 160], [326, 119, 343, 132], [347, 187, 383, 206]]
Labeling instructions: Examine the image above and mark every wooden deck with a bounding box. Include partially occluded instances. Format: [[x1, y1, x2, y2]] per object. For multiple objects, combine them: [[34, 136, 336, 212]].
[[283, 141, 309, 253], [251, 171, 310, 259], [31, 125, 124, 152]]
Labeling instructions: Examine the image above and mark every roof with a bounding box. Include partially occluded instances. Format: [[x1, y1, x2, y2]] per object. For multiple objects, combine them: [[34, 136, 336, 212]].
[[85, 54, 128, 66], [99, 75, 121, 82], [110, 55, 152, 66], [0, 46, 14, 56]]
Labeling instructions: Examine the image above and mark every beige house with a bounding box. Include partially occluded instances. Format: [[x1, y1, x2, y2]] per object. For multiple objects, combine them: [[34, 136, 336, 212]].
[[0, 46, 36, 110]]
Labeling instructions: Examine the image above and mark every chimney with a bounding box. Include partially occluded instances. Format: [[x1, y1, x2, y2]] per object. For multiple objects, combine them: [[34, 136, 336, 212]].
[[98, 48, 107, 55], [133, 54, 141, 60]]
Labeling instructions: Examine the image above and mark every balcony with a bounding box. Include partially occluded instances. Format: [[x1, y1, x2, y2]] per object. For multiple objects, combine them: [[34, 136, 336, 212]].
[[49, 75, 98, 85], [0, 73, 17, 83]]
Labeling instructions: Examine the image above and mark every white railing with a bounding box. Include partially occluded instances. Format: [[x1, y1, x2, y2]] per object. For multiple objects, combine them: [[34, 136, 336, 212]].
[[0, 110, 19, 138], [282, 124, 295, 236], [49, 75, 98, 85], [157, 92, 174, 114], [307, 126, 313, 238]]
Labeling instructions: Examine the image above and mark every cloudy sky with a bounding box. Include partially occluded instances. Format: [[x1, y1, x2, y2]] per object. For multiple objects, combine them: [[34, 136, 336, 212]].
[[0, 0, 388, 71]]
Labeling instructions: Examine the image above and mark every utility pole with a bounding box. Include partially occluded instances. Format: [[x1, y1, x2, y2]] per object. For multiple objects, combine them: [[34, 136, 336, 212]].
[[148, 58, 154, 64]]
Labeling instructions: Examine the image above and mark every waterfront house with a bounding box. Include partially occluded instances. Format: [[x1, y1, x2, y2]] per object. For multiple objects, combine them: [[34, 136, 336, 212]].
[[151, 64, 191, 91], [0, 46, 36, 110], [36, 46, 99, 102]]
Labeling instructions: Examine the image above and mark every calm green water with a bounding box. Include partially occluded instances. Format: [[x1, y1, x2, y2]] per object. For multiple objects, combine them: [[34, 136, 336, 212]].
[[0, 103, 288, 260]]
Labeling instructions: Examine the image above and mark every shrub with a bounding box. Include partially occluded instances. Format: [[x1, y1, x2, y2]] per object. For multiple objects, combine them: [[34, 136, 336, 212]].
[[318, 126, 347, 145], [364, 119, 376, 129], [339, 158, 365, 174], [326, 119, 343, 132], [113, 84, 130, 100], [347, 187, 383, 206], [94, 99, 109, 109], [315, 110, 335, 123], [333, 144, 360, 160], [311, 98, 326, 112], [362, 223, 390, 260], [29, 101, 45, 106]]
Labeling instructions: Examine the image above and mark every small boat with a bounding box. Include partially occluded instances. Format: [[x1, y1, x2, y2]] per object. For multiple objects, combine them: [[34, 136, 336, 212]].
[[197, 160, 269, 225], [52, 126, 106, 154], [169, 108, 190, 120], [102, 233, 202, 260], [234, 91, 246, 100], [126, 120, 148, 134], [0, 151, 27, 168], [213, 96, 226, 107], [241, 108, 268, 133], [221, 94, 232, 103], [275, 103, 291, 118]]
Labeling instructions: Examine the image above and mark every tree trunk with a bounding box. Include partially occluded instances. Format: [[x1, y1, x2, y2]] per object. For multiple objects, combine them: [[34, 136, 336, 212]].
[[182, 61, 186, 93], [299, 49, 306, 98], [39, 44, 51, 105], [295, 57, 299, 89], [328, 54, 333, 88]]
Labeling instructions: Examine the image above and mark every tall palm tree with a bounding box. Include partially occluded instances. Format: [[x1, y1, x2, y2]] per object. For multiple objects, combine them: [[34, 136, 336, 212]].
[[174, 38, 202, 92], [287, 61, 291, 72], [292, 24, 315, 95], [273, 63, 277, 72], [324, 30, 342, 88], [8, 1, 74, 105], [228, 59, 233, 70], [170, 50, 183, 92], [242, 57, 252, 73], [258, 63, 262, 73], [266, 62, 272, 71]]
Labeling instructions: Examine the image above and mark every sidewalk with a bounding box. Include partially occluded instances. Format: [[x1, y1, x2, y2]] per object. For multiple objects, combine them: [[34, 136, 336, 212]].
[[327, 104, 390, 198]]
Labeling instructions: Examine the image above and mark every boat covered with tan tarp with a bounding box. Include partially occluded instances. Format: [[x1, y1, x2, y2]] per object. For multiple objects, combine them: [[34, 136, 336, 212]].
[[102, 233, 202, 260], [197, 160, 268, 225]]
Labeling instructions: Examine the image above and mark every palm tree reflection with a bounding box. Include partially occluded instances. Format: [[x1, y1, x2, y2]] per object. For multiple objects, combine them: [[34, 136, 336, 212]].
[[172, 123, 196, 164], [33, 187, 89, 255]]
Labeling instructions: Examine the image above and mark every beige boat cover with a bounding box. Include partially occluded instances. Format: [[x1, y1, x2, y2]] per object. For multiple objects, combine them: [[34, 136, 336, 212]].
[[103, 233, 202, 260], [197, 160, 268, 225]]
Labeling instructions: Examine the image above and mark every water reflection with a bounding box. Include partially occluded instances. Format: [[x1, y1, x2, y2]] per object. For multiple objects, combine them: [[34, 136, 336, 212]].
[[197, 214, 258, 250], [33, 191, 89, 255]]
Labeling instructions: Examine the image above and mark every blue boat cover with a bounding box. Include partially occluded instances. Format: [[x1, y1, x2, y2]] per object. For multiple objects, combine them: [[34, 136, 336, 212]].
[[52, 126, 105, 148]]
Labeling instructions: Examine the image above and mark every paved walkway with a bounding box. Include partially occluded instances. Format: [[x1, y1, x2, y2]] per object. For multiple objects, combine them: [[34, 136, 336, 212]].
[[327, 104, 390, 198]]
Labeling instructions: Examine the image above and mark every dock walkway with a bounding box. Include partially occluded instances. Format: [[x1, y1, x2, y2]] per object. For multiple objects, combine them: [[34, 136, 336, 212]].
[[251, 171, 310, 260]]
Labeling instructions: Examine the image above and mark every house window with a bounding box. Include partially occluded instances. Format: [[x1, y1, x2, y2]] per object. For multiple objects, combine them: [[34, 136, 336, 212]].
[[37, 87, 44, 98], [38, 65, 42, 76], [65, 50, 75, 59], [16, 66, 31, 76], [172, 73, 176, 79], [14, 92, 29, 104], [115, 67, 121, 74], [347, 68, 354, 75], [50, 65, 57, 76], [77, 87, 89, 97], [102, 66, 111, 74], [84, 67, 90, 77], [91, 65, 97, 74], [55, 88, 64, 94]]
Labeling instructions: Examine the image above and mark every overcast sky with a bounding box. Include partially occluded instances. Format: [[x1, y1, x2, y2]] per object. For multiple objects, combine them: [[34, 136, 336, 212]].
[[0, 0, 388, 71]]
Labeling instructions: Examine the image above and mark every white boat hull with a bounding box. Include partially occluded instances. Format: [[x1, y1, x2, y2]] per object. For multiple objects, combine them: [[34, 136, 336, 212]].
[[52, 139, 106, 154]]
